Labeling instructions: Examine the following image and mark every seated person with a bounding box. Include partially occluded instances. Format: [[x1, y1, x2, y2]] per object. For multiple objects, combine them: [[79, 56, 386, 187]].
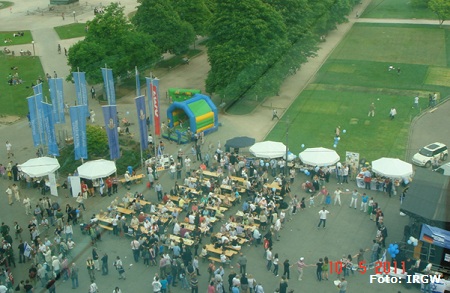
[[220, 252, 231, 265]]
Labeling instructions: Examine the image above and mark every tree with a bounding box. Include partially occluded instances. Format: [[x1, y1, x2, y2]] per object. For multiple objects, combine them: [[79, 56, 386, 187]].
[[206, 0, 289, 102], [171, 0, 212, 36], [86, 125, 108, 158], [133, 0, 196, 54], [429, 0, 450, 26], [67, 3, 160, 83]]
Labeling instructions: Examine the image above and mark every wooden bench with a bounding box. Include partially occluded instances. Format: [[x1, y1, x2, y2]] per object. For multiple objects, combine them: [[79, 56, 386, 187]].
[[208, 256, 222, 263], [99, 224, 113, 232], [119, 174, 145, 185]]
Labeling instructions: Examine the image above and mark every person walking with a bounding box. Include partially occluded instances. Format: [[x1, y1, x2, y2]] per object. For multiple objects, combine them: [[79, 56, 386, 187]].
[[389, 107, 397, 120], [273, 253, 279, 277], [349, 190, 358, 209], [5, 141, 13, 159], [91, 87, 96, 99], [237, 253, 247, 275], [265, 247, 273, 271], [71, 263, 79, 289], [272, 109, 279, 120], [316, 258, 323, 281], [317, 207, 330, 229], [334, 188, 342, 206], [282, 259, 292, 280], [413, 95, 419, 109], [114, 256, 126, 280], [6, 186, 13, 205], [368, 103, 375, 117], [89, 281, 98, 293], [90, 109, 96, 123], [101, 253, 109, 275], [338, 277, 348, 293], [87, 257, 96, 282], [360, 193, 369, 212]]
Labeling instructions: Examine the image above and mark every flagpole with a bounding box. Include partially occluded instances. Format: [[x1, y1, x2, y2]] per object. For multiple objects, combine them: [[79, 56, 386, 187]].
[[77, 67, 81, 105], [104, 63, 109, 105]]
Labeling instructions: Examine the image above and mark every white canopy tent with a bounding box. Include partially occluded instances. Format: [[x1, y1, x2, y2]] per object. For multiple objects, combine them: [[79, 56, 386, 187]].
[[299, 147, 340, 166], [19, 157, 60, 178], [77, 159, 117, 180], [249, 141, 287, 159], [372, 157, 413, 178]]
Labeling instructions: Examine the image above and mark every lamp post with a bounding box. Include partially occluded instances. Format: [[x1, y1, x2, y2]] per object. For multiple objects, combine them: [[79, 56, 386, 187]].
[[31, 41, 35, 56], [285, 116, 290, 176], [73, 11, 76, 22]]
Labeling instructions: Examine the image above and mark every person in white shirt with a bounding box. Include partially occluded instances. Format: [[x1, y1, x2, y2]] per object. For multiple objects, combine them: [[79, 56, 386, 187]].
[[89, 281, 98, 293], [274, 218, 282, 241], [317, 207, 330, 229], [173, 221, 181, 235]]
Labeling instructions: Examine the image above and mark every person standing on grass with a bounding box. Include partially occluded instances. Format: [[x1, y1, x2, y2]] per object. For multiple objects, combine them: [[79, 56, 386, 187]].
[[317, 207, 330, 229], [389, 107, 397, 120], [367, 103, 375, 117], [414, 95, 419, 109]]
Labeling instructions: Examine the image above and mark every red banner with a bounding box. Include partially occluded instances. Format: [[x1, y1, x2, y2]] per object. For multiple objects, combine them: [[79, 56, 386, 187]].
[[151, 81, 161, 136]]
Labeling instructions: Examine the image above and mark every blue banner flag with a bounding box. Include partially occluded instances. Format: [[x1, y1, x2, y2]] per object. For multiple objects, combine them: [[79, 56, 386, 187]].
[[33, 83, 43, 95], [41, 102, 59, 156], [102, 105, 120, 160], [27, 95, 42, 147], [135, 67, 141, 97], [49, 78, 65, 124], [72, 71, 89, 117], [134, 95, 148, 150], [101, 68, 116, 105], [69, 106, 88, 160]]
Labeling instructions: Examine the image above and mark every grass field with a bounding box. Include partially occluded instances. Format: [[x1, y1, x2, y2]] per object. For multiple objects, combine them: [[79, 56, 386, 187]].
[[0, 31, 33, 46], [362, 0, 436, 19], [0, 53, 48, 116], [54, 23, 87, 40], [264, 23, 450, 162]]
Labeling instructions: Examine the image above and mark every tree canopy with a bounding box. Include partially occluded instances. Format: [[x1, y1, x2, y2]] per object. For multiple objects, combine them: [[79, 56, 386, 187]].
[[67, 3, 160, 83], [171, 0, 212, 36], [429, 0, 450, 26], [206, 0, 289, 101], [133, 0, 196, 54]]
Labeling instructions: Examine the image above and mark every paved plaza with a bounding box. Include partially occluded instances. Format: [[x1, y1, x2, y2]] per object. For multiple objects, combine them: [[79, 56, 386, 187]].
[[1, 0, 450, 293]]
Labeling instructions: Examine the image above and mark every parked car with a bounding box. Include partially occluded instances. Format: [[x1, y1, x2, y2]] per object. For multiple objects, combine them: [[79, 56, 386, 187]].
[[412, 142, 448, 168], [434, 162, 450, 175]]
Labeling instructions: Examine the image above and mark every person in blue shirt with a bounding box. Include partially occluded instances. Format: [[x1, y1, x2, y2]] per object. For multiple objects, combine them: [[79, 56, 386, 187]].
[[160, 277, 168, 293], [360, 193, 369, 213], [231, 284, 240, 293]]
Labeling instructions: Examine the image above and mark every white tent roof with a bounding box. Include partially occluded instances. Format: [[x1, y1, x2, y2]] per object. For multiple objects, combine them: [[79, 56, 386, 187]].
[[19, 157, 60, 178], [372, 157, 413, 178], [249, 141, 287, 159], [77, 159, 117, 180], [299, 147, 340, 166]]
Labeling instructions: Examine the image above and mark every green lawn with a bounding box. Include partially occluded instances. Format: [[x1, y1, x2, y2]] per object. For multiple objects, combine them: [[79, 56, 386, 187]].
[[362, 0, 436, 19], [266, 90, 416, 162], [265, 23, 450, 162], [331, 24, 446, 66], [0, 53, 48, 116], [0, 2, 13, 9], [0, 31, 33, 46], [54, 23, 87, 40]]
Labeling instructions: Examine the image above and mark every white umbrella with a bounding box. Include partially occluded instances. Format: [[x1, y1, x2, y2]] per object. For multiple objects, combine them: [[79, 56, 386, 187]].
[[19, 157, 60, 178], [77, 159, 117, 180], [299, 147, 340, 166], [249, 141, 287, 159], [372, 157, 413, 178]]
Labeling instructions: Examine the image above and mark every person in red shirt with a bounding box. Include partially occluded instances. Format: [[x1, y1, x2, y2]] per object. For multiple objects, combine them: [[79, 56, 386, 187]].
[[105, 177, 113, 196], [81, 181, 88, 199], [162, 193, 169, 204]]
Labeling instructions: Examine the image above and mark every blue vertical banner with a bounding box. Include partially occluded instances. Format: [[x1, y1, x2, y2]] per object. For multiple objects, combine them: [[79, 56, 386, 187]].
[[27, 96, 42, 147], [134, 95, 148, 150], [41, 102, 59, 156], [102, 105, 120, 160], [49, 78, 65, 124], [72, 71, 89, 117], [101, 68, 116, 105], [135, 67, 141, 97], [33, 83, 43, 95], [69, 106, 88, 160]]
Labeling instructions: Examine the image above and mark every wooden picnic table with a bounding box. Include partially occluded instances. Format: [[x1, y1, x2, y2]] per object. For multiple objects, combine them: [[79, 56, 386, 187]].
[[265, 181, 281, 191], [214, 232, 247, 245], [116, 207, 135, 215], [96, 214, 113, 224], [169, 234, 194, 246], [169, 195, 191, 204], [157, 204, 182, 214], [220, 184, 246, 194], [119, 173, 145, 184], [206, 205, 228, 212], [205, 244, 237, 258]]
